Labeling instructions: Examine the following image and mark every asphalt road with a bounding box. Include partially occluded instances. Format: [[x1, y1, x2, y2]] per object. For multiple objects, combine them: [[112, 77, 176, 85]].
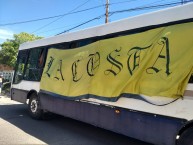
[[0, 95, 152, 145]]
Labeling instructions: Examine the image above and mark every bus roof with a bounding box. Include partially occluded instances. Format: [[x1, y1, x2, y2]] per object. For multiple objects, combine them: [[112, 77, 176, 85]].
[[19, 3, 193, 50]]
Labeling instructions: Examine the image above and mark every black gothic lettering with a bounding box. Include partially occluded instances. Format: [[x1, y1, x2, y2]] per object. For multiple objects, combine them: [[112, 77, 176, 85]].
[[87, 52, 100, 76], [105, 48, 123, 76], [127, 44, 152, 75], [54, 60, 64, 81], [72, 58, 83, 82], [45, 56, 54, 77], [146, 37, 171, 76]]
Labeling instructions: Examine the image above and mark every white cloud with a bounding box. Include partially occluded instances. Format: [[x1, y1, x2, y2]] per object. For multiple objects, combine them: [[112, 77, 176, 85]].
[[0, 29, 14, 40]]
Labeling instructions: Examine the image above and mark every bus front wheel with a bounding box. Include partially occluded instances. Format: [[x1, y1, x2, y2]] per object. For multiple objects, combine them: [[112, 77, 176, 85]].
[[177, 126, 193, 145], [28, 93, 43, 119]]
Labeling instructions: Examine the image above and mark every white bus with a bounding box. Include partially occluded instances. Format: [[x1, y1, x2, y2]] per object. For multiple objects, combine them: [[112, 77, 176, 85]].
[[11, 3, 193, 145]]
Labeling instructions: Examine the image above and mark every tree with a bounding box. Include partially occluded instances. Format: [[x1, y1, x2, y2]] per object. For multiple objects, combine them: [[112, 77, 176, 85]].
[[0, 40, 17, 67], [0, 32, 43, 67]]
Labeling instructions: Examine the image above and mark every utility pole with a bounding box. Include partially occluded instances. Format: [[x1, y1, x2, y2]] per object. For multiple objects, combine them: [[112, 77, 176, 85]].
[[105, 0, 109, 23]]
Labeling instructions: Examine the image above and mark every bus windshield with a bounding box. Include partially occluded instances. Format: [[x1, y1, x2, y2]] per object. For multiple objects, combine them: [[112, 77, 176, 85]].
[[13, 47, 46, 84], [13, 50, 28, 84]]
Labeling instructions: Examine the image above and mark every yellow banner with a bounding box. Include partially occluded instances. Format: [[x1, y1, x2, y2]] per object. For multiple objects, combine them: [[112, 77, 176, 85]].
[[40, 22, 193, 101]]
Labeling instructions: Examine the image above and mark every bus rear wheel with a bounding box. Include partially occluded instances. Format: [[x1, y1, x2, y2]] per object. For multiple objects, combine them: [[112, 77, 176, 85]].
[[177, 127, 193, 145], [28, 93, 43, 120]]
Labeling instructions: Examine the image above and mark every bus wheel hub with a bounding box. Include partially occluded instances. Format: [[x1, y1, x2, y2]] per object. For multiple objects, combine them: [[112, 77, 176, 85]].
[[31, 100, 38, 113]]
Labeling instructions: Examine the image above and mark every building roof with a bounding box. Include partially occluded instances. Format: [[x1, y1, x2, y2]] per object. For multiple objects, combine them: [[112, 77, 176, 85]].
[[0, 65, 13, 71]]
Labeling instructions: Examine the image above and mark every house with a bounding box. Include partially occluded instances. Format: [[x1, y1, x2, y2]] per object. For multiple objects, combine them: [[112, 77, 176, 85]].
[[0, 65, 14, 82]]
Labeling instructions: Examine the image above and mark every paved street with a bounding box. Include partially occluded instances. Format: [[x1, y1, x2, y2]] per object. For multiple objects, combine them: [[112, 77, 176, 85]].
[[0, 95, 151, 145]]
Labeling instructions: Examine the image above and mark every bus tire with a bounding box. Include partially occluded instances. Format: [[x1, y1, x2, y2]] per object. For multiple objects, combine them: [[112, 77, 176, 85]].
[[28, 93, 43, 120], [177, 127, 193, 145]]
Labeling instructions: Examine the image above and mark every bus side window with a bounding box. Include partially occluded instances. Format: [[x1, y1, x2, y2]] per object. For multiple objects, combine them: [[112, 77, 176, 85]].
[[38, 48, 46, 68], [24, 47, 45, 81], [188, 75, 193, 83], [54, 43, 69, 50], [13, 50, 29, 84], [69, 42, 77, 49], [77, 39, 93, 47]]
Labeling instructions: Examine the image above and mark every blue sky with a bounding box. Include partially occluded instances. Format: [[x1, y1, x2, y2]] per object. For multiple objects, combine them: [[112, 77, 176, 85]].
[[0, 0, 191, 44]]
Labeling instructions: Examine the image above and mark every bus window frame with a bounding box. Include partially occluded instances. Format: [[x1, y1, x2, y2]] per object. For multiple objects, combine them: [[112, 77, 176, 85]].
[[23, 47, 47, 82], [12, 49, 29, 84]]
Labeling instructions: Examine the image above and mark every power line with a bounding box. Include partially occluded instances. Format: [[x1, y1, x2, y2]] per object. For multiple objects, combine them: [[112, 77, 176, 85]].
[[36, 22, 84, 35], [0, 4, 105, 27], [34, 0, 168, 35], [33, 0, 141, 33], [4, 0, 190, 35], [32, 0, 91, 33], [0, 0, 163, 27], [56, 14, 105, 35], [109, 1, 193, 15], [0, 0, 172, 27], [56, 0, 193, 35]]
